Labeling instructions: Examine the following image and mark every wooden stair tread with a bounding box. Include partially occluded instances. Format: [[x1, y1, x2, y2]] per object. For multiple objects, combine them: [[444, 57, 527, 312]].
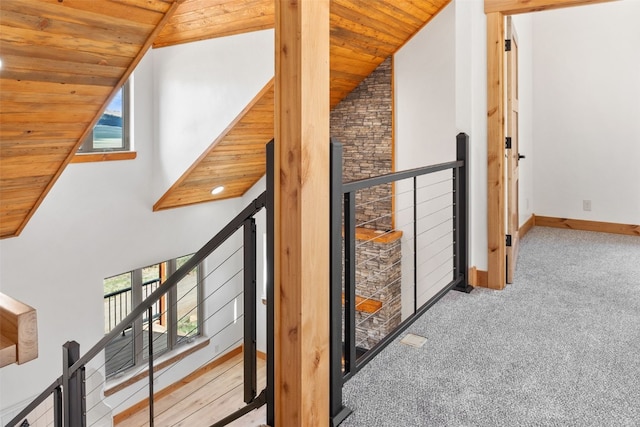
[[0, 334, 17, 368]]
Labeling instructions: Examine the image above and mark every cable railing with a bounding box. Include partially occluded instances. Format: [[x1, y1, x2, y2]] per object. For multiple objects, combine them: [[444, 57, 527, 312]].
[[8, 135, 470, 427], [330, 133, 473, 425], [6, 193, 271, 427]]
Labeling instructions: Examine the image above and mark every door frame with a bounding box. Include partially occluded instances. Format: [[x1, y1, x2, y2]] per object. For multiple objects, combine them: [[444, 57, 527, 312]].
[[505, 16, 520, 284], [484, 0, 615, 289]]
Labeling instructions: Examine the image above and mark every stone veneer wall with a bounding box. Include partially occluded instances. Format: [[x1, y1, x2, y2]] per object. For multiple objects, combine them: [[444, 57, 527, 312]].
[[333, 57, 401, 350], [330, 57, 393, 231], [354, 233, 402, 349]]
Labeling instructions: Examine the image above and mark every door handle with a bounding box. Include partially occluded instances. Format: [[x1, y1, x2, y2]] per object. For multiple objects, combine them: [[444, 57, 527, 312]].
[[518, 153, 526, 160]]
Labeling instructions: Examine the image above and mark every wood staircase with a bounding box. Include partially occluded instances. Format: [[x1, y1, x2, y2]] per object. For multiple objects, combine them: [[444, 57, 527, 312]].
[[0, 292, 38, 368]]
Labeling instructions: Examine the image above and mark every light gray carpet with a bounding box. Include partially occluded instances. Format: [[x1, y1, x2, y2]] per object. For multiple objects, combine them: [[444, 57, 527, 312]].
[[340, 227, 640, 426]]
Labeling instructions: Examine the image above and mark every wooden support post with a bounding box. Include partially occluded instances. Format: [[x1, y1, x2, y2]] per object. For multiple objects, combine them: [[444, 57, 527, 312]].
[[274, 0, 330, 425], [486, 12, 506, 290]]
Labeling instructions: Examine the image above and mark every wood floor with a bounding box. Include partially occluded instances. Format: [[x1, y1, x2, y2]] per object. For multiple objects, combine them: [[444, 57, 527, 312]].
[[115, 351, 266, 427]]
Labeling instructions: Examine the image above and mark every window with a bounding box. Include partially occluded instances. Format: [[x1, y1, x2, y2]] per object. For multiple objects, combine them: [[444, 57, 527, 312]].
[[79, 82, 130, 153], [103, 254, 203, 378]]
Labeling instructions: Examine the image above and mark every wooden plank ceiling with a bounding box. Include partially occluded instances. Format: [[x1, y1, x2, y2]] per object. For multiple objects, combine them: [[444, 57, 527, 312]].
[[0, 0, 450, 236], [0, 0, 179, 238], [153, 0, 450, 211]]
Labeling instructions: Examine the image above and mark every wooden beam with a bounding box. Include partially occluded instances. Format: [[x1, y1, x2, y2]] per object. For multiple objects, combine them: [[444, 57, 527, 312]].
[[486, 12, 506, 290], [0, 292, 38, 364], [485, 0, 617, 15], [274, 0, 330, 425]]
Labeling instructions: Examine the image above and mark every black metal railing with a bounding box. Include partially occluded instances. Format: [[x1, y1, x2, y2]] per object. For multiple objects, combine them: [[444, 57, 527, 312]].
[[330, 133, 472, 425], [8, 134, 469, 427], [103, 278, 161, 333], [6, 190, 273, 427]]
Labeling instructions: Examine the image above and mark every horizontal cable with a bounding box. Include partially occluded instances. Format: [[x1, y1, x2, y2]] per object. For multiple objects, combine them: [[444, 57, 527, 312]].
[[355, 212, 393, 230], [86, 246, 244, 386], [415, 191, 452, 208], [352, 278, 402, 329], [416, 242, 454, 270], [416, 268, 455, 304], [86, 262, 244, 398], [415, 177, 452, 191], [149, 340, 245, 426], [417, 256, 454, 284], [416, 228, 453, 253], [355, 293, 402, 348], [354, 257, 402, 290], [415, 217, 452, 238], [343, 160, 461, 192], [415, 204, 453, 223]]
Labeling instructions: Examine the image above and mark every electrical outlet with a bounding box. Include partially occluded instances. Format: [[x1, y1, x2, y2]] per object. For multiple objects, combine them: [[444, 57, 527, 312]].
[[583, 200, 592, 211]]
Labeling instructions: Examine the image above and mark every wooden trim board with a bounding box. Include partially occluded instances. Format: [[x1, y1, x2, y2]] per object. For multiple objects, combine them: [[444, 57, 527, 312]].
[[534, 216, 640, 236], [71, 152, 137, 163], [341, 293, 383, 314], [468, 266, 489, 288], [486, 11, 506, 290], [354, 227, 403, 244], [519, 214, 535, 239]]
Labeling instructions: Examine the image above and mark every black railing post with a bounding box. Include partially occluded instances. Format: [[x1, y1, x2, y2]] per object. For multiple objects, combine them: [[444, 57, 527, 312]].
[[413, 176, 418, 313], [343, 191, 357, 374], [329, 139, 352, 426], [147, 306, 155, 427], [243, 217, 258, 403], [453, 132, 473, 293], [265, 139, 275, 427], [62, 341, 84, 427], [54, 385, 63, 427]]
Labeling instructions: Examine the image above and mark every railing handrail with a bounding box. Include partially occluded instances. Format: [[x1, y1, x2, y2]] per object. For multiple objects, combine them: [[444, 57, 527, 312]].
[[342, 159, 463, 193], [103, 277, 160, 299], [330, 133, 471, 426], [68, 191, 267, 375], [6, 377, 62, 427]]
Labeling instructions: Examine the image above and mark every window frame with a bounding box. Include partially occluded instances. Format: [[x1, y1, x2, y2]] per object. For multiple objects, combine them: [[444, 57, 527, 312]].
[[104, 254, 204, 379], [78, 81, 131, 154]]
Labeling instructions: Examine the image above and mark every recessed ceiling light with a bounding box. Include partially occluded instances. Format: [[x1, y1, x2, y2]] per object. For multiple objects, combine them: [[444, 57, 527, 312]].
[[211, 186, 224, 195], [0, 58, 3, 69]]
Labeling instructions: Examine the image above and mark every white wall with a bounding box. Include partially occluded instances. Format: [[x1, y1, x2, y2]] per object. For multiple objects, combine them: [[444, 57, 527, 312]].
[[532, 0, 640, 224], [0, 39, 274, 419], [456, 0, 488, 270], [395, 4, 456, 169], [395, 3, 456, 319], [153, 30, 274, 198]]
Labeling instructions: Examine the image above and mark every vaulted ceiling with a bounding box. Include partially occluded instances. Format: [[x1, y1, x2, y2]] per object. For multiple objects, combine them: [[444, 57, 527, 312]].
[[0, 0, 450, 237]]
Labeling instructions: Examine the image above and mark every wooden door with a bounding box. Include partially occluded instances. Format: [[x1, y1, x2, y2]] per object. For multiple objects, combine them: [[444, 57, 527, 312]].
[[506, 17, 520, 284]]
